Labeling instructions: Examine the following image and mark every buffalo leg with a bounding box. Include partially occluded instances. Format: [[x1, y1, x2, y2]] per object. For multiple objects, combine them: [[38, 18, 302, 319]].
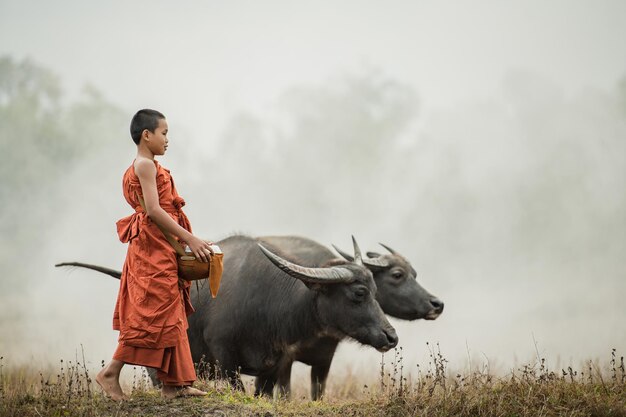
[[310, 363, 331, 401], [300, 338, 338, 400], [276, 360, 294, 399], [146, 367, 161, 387], [254, 375, 276, 397]]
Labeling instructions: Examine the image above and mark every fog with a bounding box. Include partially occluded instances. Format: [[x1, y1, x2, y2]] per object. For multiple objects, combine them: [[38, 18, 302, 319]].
[[1, 0, 625, 382]]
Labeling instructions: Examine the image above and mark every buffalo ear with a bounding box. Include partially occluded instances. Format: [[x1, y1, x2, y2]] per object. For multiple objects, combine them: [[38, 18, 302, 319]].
[[366, 251, 382, 258]]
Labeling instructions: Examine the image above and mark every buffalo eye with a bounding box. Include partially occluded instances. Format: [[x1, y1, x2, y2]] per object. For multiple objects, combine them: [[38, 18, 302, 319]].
[[352, 288, 367, 302], [391, 270, 404, 280]]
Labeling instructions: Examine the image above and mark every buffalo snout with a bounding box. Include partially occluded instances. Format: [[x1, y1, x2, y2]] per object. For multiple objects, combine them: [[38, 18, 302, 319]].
[[425, 297, 444, 320], [373, 324, 399, 353], [384, 328, 399, 350]]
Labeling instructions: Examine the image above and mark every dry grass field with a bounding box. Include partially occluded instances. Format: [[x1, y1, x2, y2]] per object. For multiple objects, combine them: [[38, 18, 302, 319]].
[[1, 347, 624, 417]]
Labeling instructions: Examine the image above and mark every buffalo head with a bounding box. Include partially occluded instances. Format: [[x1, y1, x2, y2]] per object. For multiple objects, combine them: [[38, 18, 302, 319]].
[[258, 237, 398, 352], [332, 242, 444, 321]]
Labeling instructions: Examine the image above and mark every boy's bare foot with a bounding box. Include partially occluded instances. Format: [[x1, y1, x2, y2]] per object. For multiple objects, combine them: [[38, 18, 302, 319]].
[[96, 368, 127, 401], [161, 385, 207, 399]]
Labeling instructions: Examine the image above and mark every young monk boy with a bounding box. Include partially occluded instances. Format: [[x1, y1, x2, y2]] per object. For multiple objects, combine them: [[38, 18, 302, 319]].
[[96, 109, 213, 400]]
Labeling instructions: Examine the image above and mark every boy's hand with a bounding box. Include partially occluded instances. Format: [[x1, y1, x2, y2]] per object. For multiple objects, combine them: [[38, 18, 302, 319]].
[[186, 235, 213, 262]]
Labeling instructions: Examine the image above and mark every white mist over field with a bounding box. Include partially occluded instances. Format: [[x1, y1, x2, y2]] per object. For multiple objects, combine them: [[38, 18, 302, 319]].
[[1, 0, 625, 385]]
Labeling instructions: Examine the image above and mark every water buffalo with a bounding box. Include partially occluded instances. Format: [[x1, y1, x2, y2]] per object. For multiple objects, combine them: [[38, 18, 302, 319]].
[[254, 235, 443, 399], [56, 234, 399, 394], [186, 235, 398, 391]]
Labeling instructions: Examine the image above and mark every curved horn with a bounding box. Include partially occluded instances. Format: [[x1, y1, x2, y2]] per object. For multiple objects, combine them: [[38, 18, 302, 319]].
[[379, 243, 398, 255], [333, 244, 390, 269], [258, 244, 354, 284], [331, 244, 354, 261], [352, 236, 363, 266]]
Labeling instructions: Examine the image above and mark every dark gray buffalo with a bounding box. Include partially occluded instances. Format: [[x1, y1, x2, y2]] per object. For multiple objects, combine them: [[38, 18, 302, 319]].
[[254, 235, 444, 399], [187, 235, 398, 391], [56, 235, 399, 395]]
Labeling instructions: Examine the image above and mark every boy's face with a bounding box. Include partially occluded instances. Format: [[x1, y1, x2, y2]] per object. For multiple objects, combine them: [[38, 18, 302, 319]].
[[145, 118, 169, 155]]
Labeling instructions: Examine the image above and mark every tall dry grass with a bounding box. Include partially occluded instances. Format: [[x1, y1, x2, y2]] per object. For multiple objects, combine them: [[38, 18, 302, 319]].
[[0, 345, 624, 417]]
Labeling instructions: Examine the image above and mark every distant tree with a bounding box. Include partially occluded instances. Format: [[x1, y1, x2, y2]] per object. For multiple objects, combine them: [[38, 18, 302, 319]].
[[0, 57, 64, 200], [0, 55, 125, 296], [277, 69, 418, 182], [209, 69, 419, 235]]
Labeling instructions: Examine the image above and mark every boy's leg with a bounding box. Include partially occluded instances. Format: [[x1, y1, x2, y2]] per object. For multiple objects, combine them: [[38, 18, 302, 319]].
[[96, 359, 127, 401], [158, 335, 206, 398]]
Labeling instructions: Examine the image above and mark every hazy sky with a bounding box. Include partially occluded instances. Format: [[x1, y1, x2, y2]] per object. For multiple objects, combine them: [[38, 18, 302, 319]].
[[1, 0, 625, 386], [2, 0, 625, 140]]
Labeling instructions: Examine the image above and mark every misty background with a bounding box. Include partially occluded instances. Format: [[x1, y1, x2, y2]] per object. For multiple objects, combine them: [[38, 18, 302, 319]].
[[1, 0, 625, 383]]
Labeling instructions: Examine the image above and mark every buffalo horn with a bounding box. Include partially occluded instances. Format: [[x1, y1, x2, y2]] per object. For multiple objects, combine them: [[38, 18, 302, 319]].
[[352, 236, 363, 266], [331, 244, 354, 262], [332, 244, 390, 269], [258, 244, 354, 284], [379, 243, 398, 255]]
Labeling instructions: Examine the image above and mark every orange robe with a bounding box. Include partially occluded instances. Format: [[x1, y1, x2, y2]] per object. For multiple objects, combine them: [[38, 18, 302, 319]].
[[113, 160, 197, 386]]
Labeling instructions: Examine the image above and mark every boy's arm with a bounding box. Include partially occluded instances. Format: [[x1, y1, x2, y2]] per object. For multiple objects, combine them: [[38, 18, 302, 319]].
[[134, 158, 213, 262]]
